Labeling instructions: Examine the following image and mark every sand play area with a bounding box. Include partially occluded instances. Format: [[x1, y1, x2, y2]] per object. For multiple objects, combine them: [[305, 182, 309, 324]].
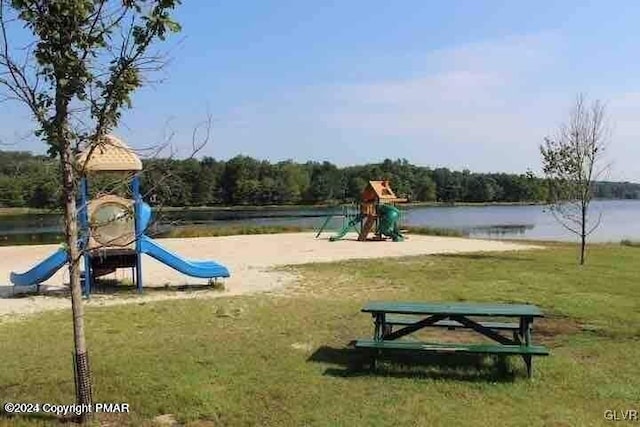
[[0, 233, 540, 319]]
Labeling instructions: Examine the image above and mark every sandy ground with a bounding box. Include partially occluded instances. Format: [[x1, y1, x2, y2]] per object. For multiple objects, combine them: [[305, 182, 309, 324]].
[[0, 233, 541, 320]]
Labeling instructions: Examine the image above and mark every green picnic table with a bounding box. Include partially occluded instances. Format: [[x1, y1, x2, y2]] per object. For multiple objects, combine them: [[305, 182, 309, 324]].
[[355, 301, 550, 378]]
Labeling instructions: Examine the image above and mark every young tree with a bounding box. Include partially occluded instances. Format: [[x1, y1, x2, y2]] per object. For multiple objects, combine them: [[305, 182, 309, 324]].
[[0, 0, 181, 419], [540, 94, 609, 265]]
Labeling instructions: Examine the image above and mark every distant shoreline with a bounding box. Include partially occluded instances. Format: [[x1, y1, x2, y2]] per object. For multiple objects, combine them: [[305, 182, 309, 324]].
[[4, 199, 640, 216], [156, 201, 550, 211]]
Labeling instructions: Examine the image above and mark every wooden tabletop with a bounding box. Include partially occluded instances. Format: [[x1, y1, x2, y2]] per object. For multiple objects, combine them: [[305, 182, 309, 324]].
[[362, 301, 544, 317]]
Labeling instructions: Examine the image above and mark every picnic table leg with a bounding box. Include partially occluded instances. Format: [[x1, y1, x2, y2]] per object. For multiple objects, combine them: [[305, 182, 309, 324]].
[[373, 313, 389, 341], [373, 312, 392, 338], [518, 317, 525, 344], [370, 313, 383, 370], [521, 316, 533, 378]]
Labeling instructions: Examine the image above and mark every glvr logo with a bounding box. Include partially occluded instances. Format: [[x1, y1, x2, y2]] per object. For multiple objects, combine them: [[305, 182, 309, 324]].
[[604, 409, 638, 421]]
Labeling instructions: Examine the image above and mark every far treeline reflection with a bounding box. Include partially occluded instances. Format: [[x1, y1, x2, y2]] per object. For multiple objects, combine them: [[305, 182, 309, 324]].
[[1, 152, 639, 208]]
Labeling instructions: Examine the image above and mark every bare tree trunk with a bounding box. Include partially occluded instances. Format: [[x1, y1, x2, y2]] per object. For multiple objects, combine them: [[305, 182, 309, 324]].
[[580, 203, 586, 265], [60, 142, 92, 419]]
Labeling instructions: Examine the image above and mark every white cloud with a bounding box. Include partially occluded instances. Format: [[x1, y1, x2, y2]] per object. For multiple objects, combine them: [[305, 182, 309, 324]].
[[285, 32, 567, 171], [275, 31, 633, 180], [328, 33, 562, 123]]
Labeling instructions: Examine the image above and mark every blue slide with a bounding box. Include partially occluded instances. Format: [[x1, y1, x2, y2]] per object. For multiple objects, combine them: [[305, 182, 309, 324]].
[[139, 235, 230, 278], [10, 248, 68, 287]]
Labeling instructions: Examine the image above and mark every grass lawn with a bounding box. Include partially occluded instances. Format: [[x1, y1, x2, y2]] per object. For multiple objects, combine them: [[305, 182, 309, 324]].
[[1, 244, 639, 426]]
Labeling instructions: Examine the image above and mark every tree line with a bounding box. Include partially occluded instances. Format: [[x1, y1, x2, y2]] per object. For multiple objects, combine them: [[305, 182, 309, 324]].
[[1, 150, 638, 208]]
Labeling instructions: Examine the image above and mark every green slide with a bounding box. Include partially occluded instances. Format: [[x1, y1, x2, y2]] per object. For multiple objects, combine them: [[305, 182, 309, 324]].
[[330, 213, 364, 241], [377, 204, 404, 242]]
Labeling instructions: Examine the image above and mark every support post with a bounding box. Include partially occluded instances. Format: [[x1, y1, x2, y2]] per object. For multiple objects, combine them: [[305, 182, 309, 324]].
[[132, 174, 143, 293], [78, 178, 92, 297]]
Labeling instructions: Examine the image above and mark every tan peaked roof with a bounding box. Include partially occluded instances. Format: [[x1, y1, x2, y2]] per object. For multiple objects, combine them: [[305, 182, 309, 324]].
[[77, 134, 142, 172], [366, 180, 397, 200]]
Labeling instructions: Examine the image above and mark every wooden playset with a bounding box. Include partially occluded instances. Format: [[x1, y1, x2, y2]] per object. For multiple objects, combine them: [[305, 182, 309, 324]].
[[357, 180, 407, 241], [316, 180, 407, 242]]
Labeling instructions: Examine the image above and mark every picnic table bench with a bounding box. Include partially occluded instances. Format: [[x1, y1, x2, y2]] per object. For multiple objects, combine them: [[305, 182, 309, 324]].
[[355, 301, 550, 378]]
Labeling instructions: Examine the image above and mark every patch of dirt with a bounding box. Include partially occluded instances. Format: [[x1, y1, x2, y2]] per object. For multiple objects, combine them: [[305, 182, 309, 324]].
[[291, 342, 315, 352], [534, 316, 582, 343], [186, 421, 217, 427], [97, 412, 134, 426], [152, 414, 180, 426]]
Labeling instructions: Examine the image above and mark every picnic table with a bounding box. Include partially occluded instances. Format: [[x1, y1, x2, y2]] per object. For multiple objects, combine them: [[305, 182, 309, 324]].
[[355, 301, 550, 378]]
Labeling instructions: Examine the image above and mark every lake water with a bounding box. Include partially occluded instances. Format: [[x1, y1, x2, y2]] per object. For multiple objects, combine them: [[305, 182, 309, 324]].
[[1, 199, 639, 245]]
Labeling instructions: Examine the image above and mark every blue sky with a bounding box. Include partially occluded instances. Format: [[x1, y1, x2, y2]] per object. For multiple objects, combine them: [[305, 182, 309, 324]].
[[2, 0, 640, 181]]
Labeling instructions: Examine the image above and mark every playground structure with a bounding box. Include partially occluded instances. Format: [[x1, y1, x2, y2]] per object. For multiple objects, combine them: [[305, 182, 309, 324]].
[[10, 135, 230, 296], [316, 180, 407, 242]]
